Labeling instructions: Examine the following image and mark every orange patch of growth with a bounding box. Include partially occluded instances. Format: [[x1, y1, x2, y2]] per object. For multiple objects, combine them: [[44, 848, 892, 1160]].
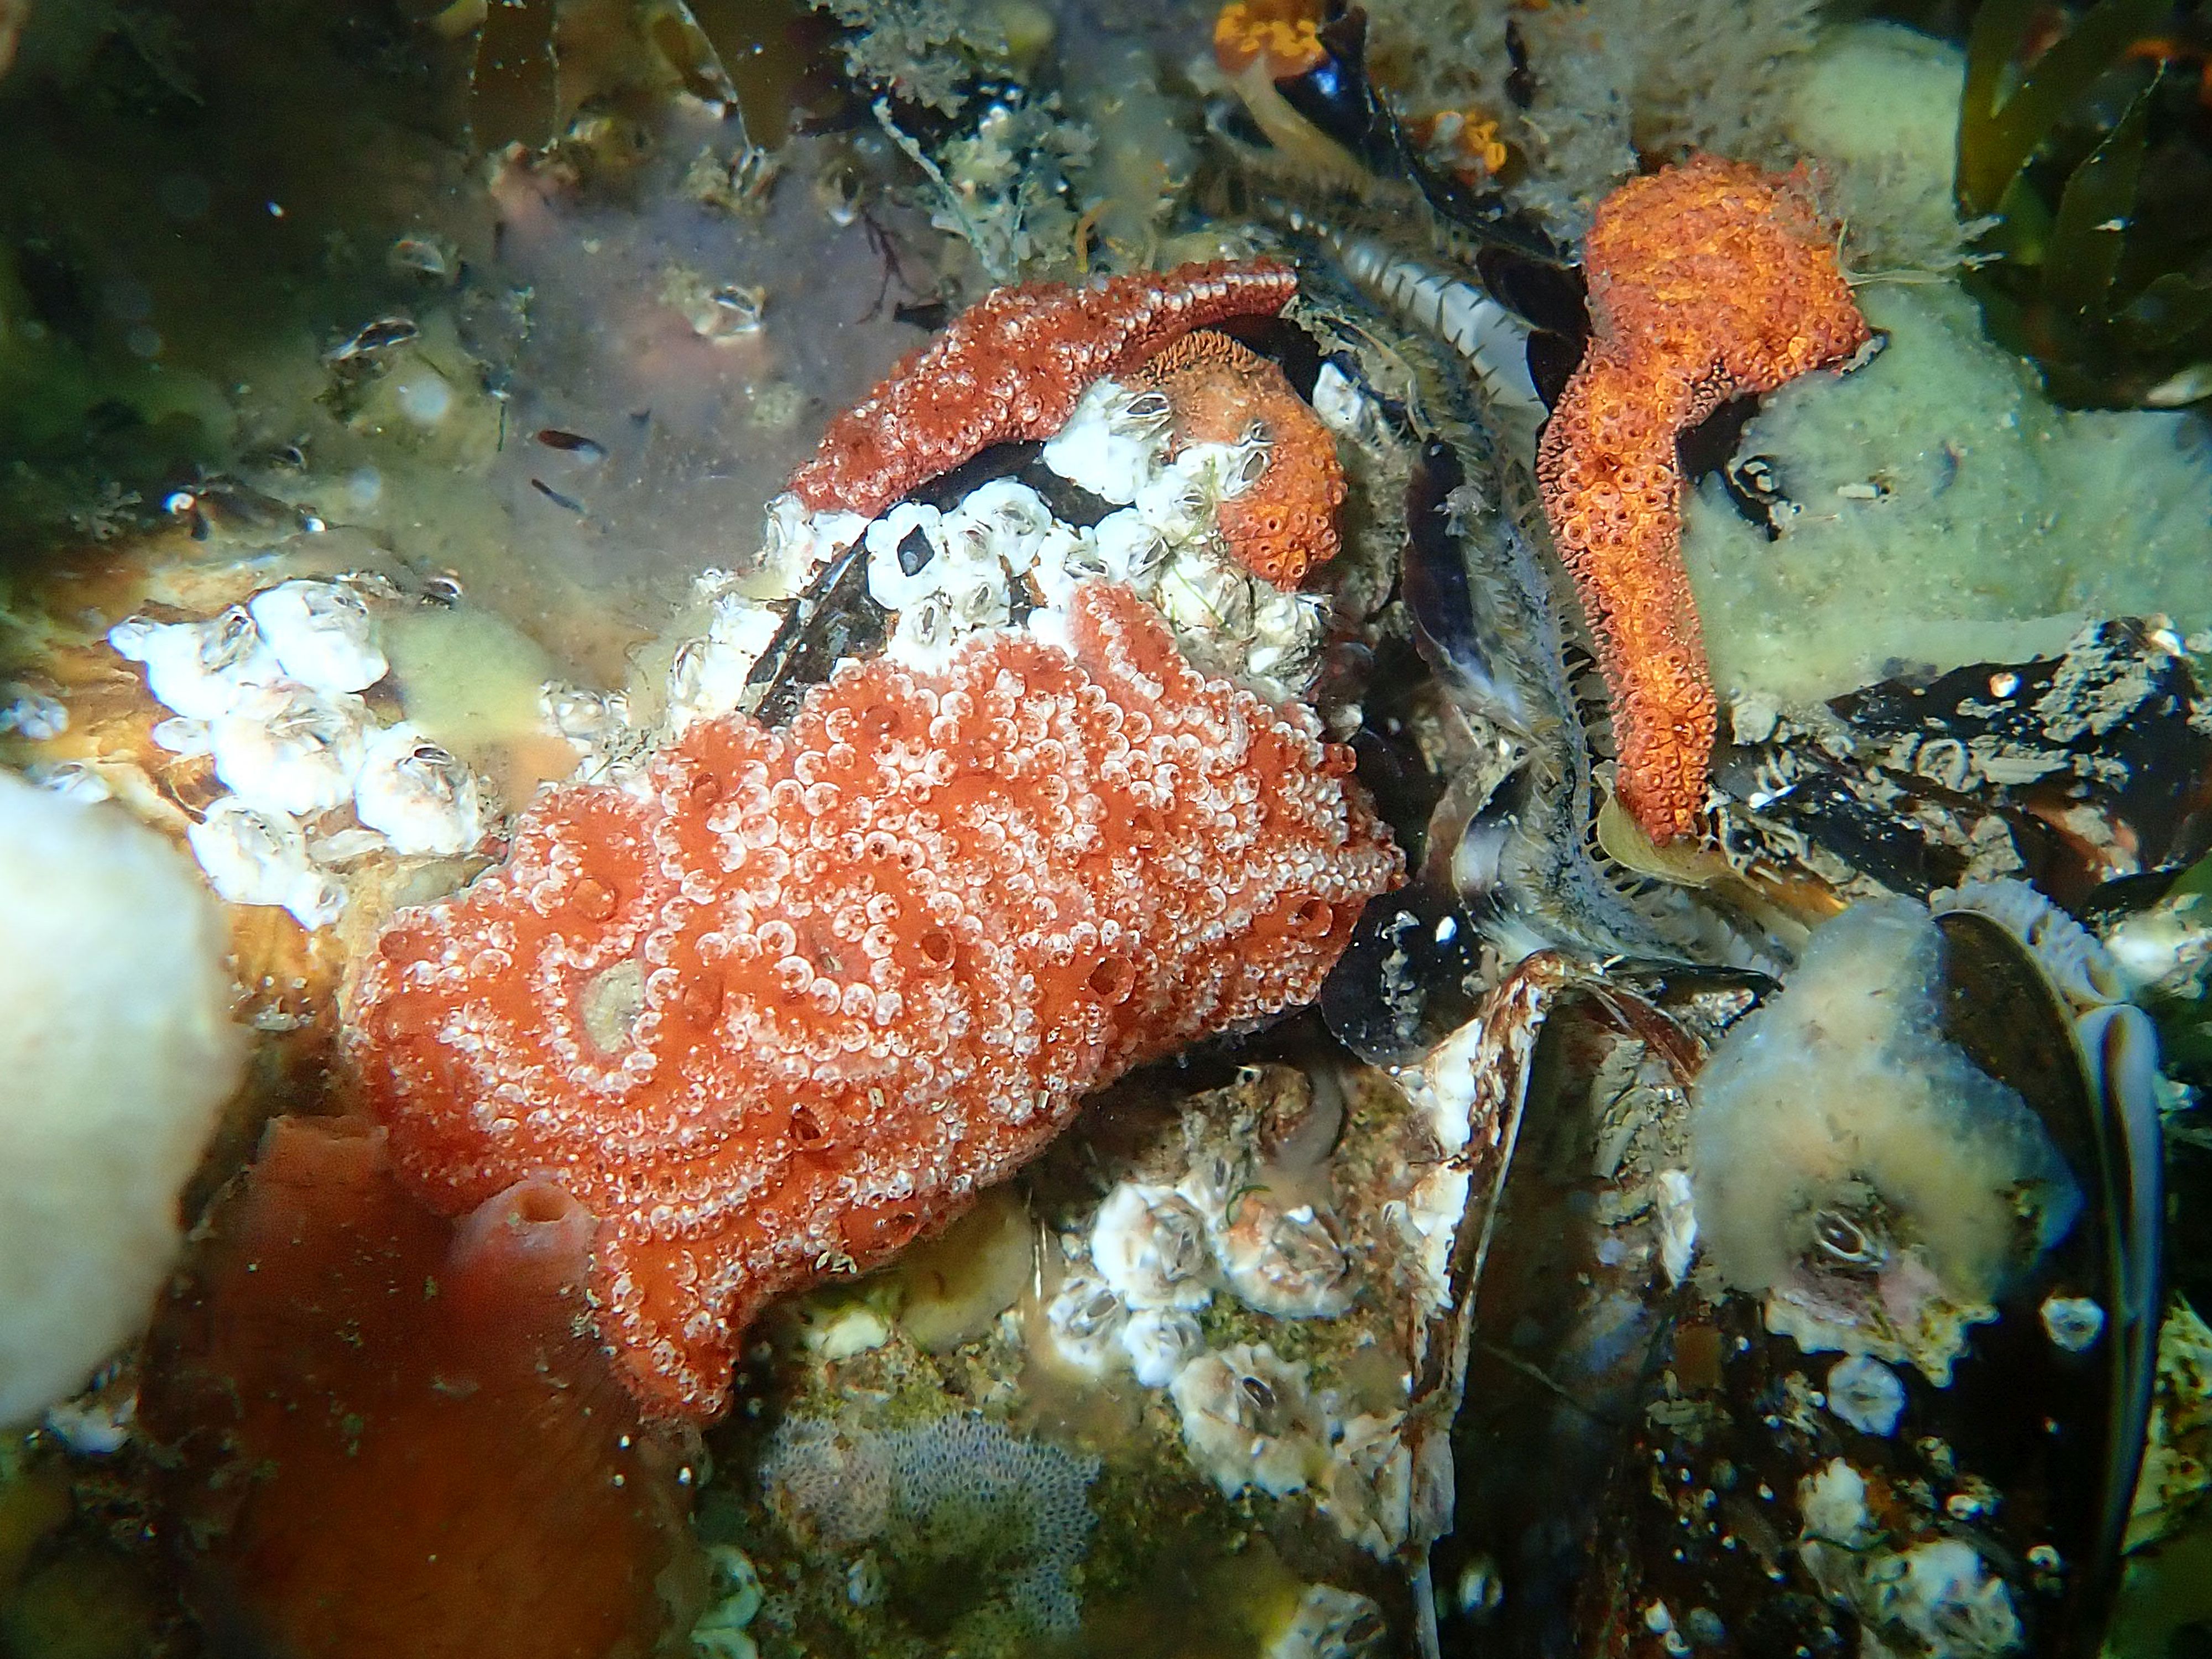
[[1213, 0, 1329, 79], [1407, 108, 1511, 184], [1134, 329, 1345, 586], [348, 582, 1402, 1422], [1535, 155, 1872, 843], [789, 260, 1300, 520], [140, 1116, 702, 1659]]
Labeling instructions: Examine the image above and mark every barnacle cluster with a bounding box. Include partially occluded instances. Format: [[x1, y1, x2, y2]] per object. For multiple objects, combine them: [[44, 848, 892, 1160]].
[[2, 0, 2210, 1654]]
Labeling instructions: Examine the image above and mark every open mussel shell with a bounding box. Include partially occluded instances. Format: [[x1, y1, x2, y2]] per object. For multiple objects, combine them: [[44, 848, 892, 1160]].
[[1428, 891, 2157, 1658], [1932, 895, 2164, 1599]]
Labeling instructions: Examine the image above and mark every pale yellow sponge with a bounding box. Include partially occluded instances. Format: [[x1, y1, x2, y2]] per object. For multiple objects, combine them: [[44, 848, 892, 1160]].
[[0, 769, 244, 1427]]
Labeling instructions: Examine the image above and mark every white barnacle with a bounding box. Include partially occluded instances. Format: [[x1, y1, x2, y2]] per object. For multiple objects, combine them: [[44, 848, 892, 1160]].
[[757, 492, 865, 597], [668, 594, 784, 729], [1826, 1354, 1907, 1436], [1043, 1271, 1128, 1375], [246, 578, 388, 692], [863, 502, 951, 612], [1308, 361, 1376, 440], [1264, 1584, 1388, 1659], [186, 796, 345, 928], [1118, 1306, 1203, 1387], [2039, 1294, 2105, 1353], [1688, 899, 2081, 1384], [941, 478, 1056, 573], [1040, 378, 1171, 504], [1078, 509, 1170, 597], [109, 606, 285, 719], [1797, 1457, 1874, 1547], [1168, 1342, 1331, 1498], [1090, 1183, 1213, 1311], [1152, 549, 1257, 643], [207, 686, 370, 818], [354, 723, 483, 857], [1862, 1538, 2023, 1657], [1213, 1194, 1353, 1319]]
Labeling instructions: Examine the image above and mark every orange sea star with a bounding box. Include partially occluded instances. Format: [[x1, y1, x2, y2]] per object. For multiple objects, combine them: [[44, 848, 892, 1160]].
[[348, 583, 1401, 1422], [1535, 155, 1872, 843], [789, 260, 1300, 521], [1134, 328, 1346, 587]]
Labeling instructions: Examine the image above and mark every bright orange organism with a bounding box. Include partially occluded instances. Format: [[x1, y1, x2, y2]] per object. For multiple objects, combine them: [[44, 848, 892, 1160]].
[[1135, 328, 1345, 586], [348, 583, 1401, 1422], [789, 260, 1299, 521], [1535, 155, 1872, 843], [142, 1117, 702, 1659], [1212, 0, 1330, 79]]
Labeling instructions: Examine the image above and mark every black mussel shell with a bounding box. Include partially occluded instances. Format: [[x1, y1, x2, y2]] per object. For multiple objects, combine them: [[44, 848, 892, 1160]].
[[1433, 916, 2149, 1658]]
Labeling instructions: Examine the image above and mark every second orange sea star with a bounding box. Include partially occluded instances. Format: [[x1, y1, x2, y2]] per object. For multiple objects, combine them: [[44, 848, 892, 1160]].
[[1536, 155, 1873, 844]]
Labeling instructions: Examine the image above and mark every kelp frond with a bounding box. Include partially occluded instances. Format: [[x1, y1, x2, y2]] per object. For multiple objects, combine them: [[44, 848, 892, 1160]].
[[1956, 0, 2212, 407], [1957, 0, 2168, 217]]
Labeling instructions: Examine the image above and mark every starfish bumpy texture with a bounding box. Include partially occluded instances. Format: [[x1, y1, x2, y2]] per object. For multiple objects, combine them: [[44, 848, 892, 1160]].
[[1536, 155, 1872, 843], [789, 260, 1299, 520], [349, 583, 1400, 1421]]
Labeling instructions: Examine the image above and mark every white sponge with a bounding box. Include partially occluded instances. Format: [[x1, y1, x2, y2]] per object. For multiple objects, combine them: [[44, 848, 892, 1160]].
[[0, 770, 244, 1427]]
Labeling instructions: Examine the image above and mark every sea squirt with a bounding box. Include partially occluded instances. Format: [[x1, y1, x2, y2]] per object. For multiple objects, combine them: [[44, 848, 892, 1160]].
[[140, 1115, 703, 1659], [1687, 897, 2082, 1383]]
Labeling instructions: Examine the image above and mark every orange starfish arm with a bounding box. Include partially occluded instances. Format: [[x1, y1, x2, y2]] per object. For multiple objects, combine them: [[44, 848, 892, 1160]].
[[1134, 328, 1346, 587], [1536, 155, 1872, 844], [789, 260, 1299, 520]]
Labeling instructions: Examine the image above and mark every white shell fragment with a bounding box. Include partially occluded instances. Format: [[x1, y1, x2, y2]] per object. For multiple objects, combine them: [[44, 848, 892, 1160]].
[[354, 723, 483, 857], [246, 580, 388, 692], [1827, 1354, 1908, 1437], [1653, 1168, 1699, 1286], [1406, 1020, 1485, 1154]]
